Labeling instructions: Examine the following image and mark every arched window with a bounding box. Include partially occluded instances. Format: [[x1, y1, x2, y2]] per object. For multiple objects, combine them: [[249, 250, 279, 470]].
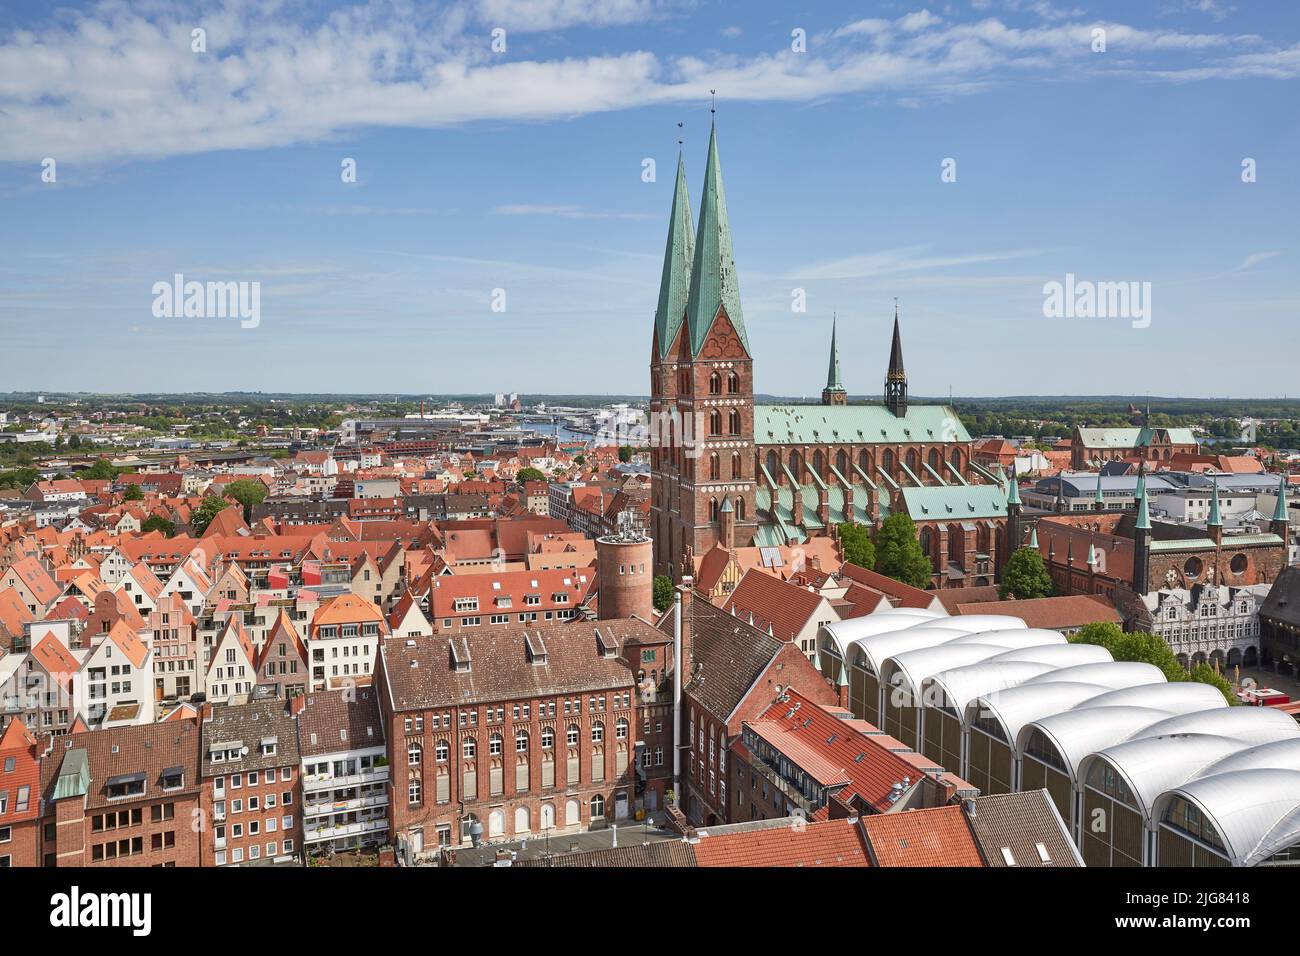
[[709, 371, 721, 394], [435, 739, 449, 762], [709, 453, 720, 480], [408, 773, 421, 806], [736, 497, 746, 521], [462, 737, 476, 759], [729, 409, 741, 434], [788, 450, 801, 481], [489, 733, 503, 756], [835, 450, 847, 475], [882, 450, 895, 476], [906, 449, 918, 474], [950, 448, 962, 471], [516, 730, 529, 753], [567, 724, 580, 746], [709, 497, 719, 521], [541, 729, 554, 750], [731, 452, 742, 478], [813, 449, 826, 479], [615, 718, 629, 740], [765, 450, 779, 481], [590, 794, 606, 819], [407, 742, 422, 766], [859, 449, 872, 474], [928, 448, 940, 472], [709, 410, 722, 436], [591, 721, 604, 743], [727, 371, 740, 393]]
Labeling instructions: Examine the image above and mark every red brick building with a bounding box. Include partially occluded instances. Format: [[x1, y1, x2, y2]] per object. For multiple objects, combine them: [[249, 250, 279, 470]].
[[0, 718, 41, 868], [375, 619, 655, 856], [39, 720, 203, 866], [199, 699, 302, 867]]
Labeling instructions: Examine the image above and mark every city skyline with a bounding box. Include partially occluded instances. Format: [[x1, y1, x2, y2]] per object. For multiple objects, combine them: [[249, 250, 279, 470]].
[[2, 0, 1298, 396]]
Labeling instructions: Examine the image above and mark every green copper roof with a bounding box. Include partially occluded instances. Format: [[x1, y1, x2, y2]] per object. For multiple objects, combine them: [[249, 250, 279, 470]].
[[1094, 479, 1104, 505], [1135, 473, 1151, 530], [719, 495, 733, 513], [754, 403, 971, 446], [1274, 473, 1289, 524], [686, 124, 749, 357], [1028, 524, 1039, 549], [1086, 542, 1098, 566], [899, 483, 1007, 521], [825, 316, 844, 392], [1006, 467, 1021, 506], [1208, 475, 1222, 527], [653, 152, 694, 358], [54, 748, 90, 800]]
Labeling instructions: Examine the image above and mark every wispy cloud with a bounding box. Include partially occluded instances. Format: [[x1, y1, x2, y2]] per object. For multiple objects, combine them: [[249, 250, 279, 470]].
[[789, 244, 1046, 281], [0, 3, 1293, 166]]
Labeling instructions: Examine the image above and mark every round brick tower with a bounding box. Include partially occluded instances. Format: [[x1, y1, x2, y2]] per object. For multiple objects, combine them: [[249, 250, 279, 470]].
[[597, 516, 654, 621]]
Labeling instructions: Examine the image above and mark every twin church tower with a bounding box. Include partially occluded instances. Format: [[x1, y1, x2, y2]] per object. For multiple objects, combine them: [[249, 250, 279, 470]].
[[649, 124, 942, 581]]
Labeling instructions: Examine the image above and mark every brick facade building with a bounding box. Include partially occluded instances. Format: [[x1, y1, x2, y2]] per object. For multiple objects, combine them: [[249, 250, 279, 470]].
[[376, 619, 657, 857]]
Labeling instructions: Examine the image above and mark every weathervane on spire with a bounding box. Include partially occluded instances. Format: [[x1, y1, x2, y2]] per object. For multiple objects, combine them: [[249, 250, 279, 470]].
[[710, 89, 716, 115], [677, 121, 683, 148], [894, 296, 899, 319]]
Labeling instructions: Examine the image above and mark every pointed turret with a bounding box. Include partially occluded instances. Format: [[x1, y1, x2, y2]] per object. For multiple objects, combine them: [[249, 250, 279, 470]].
[[1028, 524, 1039, 549], [1006, 467, 1021, 506], [1133, 466, 1153, 594], [653, 152, 694, 358], [1086, 542, 1098, 568], [1271, 472, 1289, 538], [1134, 473, 1151, 530], [685, 124, 749, 357], [822, 316, 846, 405], [1094, 477, 1104, 511], [884, 302, 908, 417]]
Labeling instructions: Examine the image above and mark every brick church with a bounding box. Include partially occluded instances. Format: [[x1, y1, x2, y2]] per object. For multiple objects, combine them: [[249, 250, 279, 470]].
[[649, 124, 1012, 590]]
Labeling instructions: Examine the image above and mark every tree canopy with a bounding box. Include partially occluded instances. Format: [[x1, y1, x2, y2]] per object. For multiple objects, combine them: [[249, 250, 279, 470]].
[[225, 479, 268, 520], [1069, 621, 1237, 704], [190, 495, 230, 536], [837, 522, 876, 570], [516, 467, 547, 483], [999, 547, 1054, 600], [653, 574, 675, 613], [872, 513, 932, 588]]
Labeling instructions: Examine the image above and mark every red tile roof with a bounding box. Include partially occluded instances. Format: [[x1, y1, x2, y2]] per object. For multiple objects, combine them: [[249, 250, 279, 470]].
[[693, 818, 870, 867], [862, 805, 983, 867], [722, 569, 829, 642]]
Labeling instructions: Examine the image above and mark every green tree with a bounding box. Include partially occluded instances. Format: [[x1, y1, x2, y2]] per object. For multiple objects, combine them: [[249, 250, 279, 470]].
[[68, 434, 82, 449], [517, 467, 547, 483], [122, 483, 144, 501], [81, 458, 120, 481], [225, 479, 268, 521], [190, 495, 229, 536], [653, 574, 675, 613], [574, 454, 586, 466], [141, 514, 175, 537], [872, 513, 933, 588], [999, 547, 1054, 599], [618, 445, 633, 463], [1069, 621, 1239, 701], [837, 522, 876, 570], [1187, 663, 1237, 705]]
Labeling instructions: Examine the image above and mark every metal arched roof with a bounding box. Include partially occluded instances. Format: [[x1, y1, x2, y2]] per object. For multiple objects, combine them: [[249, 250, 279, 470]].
[[883, 644, 1026, 704], [1080, 734, 1252, 815], [1129, 705, 1300, 745], [847, 625, 975, 675], [967, 663, 1165, 739], [1015, 685, 1229, 780], [924, 644, 1112, 714], [1191, 737, 1300, 778], [819, 612, 938, 657], [944, 628, 1066, 650], [1152, 768, 1300, 866], [916, 615, 1026, 633]]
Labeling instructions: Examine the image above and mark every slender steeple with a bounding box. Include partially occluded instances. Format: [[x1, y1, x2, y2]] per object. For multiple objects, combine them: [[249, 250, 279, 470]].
[[884, 300, 908, 417], [1005, 465, 1022, 506], [1271, 471, 1290, 538], [1028, 524, 1039, 549], [1208, 476, 1223, 526], [822, 315, 846, 405], [653, 151, 694, 358], [1133, 465, 1152, 593], [685, 123, 749, 357], [1094, 477, 1104, 511], [1134, 471, 1151, 530]]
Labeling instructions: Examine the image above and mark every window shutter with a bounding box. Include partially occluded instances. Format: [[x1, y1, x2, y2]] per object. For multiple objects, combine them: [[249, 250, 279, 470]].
[[515, 762, 528, 792]]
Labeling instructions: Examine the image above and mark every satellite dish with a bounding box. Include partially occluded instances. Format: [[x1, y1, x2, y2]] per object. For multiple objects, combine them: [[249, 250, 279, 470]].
[[241, 746, 250, 756]]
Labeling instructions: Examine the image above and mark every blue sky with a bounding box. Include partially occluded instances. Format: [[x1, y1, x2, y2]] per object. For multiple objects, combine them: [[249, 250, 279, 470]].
[[1, 0, 1297, 397]]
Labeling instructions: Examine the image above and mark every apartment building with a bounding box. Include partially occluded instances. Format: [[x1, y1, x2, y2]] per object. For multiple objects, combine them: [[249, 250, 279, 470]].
[[307, 594, 389, 691], [426, 567, 594, 634]]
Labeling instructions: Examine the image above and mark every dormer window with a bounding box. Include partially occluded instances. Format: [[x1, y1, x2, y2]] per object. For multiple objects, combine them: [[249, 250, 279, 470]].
[[106, 773, 146, 800], [161, 767, 184, 790]]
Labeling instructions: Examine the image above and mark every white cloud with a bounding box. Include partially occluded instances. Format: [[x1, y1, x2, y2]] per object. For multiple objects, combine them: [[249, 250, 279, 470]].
[[0, 1, 1291, 166], [790, 244, 1045, 281], [492, 203, 655, 220]]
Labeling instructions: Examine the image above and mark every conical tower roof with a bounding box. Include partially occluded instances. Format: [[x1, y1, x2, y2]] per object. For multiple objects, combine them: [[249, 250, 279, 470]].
[[686, 124, 749, 357], [653, 152, 694, 357], [1208, 475, 1223, 528], [1273, 473, 1289, 524], [826, 316, 844, 392]]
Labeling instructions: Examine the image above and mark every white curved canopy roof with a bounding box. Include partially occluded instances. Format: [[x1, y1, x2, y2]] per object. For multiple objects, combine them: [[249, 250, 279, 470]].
[[1018, 704, 1211, 781], [1153, 767, 1300, 866], [918, 615, 1026, 633], [847, 625, 975, 674], [819, 612, 937, 657], [1079, 734, 1252, 815], [966, 681, 1127, 740], [987, 643, 1112, 668], [1129, 706, 1300, 746], [1074, 682, 1228, 713], [1022, 661, 1164, 689], [884, 644, 1024, 702], [1191, 737, 1300, 778], [944, 628, 1065, 650], [924, 644, 1111, 714]]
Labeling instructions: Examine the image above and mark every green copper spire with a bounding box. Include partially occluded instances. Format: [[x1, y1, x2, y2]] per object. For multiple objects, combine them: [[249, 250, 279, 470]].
[[1273, 473, 1289, 524], [1094, 479, 1104, 507], [1028, 524, 1039, 549], [1135, 472, 1151, 531], [1208, 475, 1222, 527], [826, 315, 844, 392], [686, 124, 749, 357], [1006, 465, 1021, 506], [1086, 542, 1098, 567], [653, 152, 694, 358]]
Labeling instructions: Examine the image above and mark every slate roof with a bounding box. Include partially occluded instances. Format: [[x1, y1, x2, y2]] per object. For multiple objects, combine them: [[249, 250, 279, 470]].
[[685, 597, 784, 722], [1259, 566, 1300, 628], [380, 619, 644, 711], [964, 790, 1083, 867], [297, 685, 386, 756], [200, 698, 301, 776]]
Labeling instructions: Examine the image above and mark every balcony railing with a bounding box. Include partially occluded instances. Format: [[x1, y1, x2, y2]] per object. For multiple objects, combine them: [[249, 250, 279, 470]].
[[747, 749, 820, 817], [303, 793, 388, 816], [303, 767, 389, 790], [303, 816, 388, 843]]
